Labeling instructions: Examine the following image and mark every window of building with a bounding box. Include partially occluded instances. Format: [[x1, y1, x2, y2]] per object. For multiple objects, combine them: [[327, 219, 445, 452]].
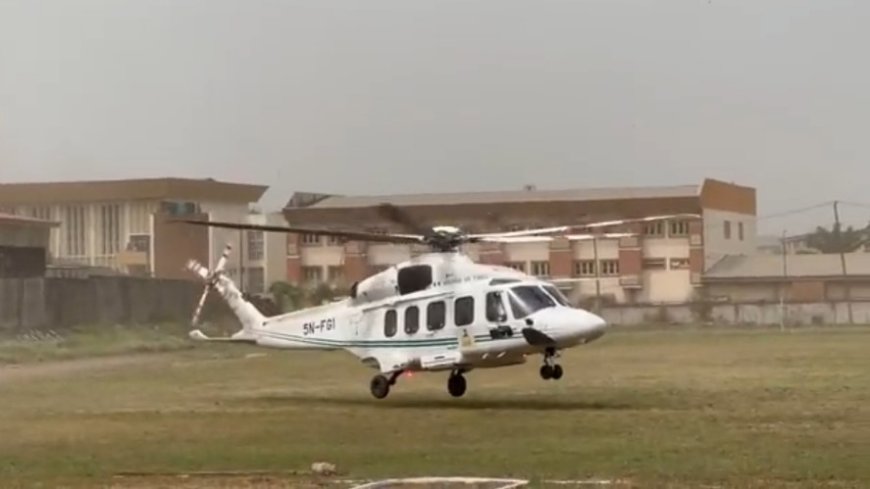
[[99, 204, 121, 256], [738, 222, 744, 241], [404, 306, 419, 334], [63, 205, 87, 257], [724, 220, 731, 239], [327, 265, 344, 283], [669, 258, 690, 270], [574, 260, 596, 276], [644, 221, 665, 237], [505, 261, 526, 273], [426, 301, 446, 330], [302, 266, 322, 284], [29, 206, 51, 221], [246, 266, 265, 294], [247, 230, 264, 261], [301, 233, 321, 245], [600, 259, 620, 276], [642, 258, 667, 270], [454, 296, 474, 326], [384, 309, 397, 337], [530, 261, 550, 278], [486, 291, 508, 322], [669, 220, 689, 237]]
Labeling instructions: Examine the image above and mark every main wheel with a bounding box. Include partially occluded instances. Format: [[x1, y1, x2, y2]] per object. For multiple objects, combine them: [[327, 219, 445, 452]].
[[540, 365, 554, 380], [447, 374, 467, 397], [551, 364, 564, 380], [370, 374, 390, 399]]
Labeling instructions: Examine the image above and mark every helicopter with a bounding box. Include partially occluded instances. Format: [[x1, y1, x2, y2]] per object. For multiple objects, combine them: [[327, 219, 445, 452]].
[[177, 206, 699, 399]]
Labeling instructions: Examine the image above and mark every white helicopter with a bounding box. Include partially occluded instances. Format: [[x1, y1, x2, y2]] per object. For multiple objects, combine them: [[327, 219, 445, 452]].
[[177, 206, 698, 399]]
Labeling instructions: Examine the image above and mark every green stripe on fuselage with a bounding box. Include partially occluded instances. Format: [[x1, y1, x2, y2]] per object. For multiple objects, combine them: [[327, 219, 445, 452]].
[[258, 330, 510, 349]]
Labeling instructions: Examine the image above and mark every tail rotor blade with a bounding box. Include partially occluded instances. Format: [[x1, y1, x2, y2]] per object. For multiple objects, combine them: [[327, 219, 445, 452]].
[[214, 243, 232, 274], [191, 285, 210, 326]]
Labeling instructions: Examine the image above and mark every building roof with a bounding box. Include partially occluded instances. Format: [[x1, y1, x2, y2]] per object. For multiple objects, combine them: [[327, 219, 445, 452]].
[[704, 253, 870, 281], [0, 213, 58, 227], [286, 183, 702, 209], [0, 177, 268, 205]]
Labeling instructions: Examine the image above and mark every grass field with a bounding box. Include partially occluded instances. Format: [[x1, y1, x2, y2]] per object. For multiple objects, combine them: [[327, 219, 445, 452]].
[[1, 325, 870, 488]]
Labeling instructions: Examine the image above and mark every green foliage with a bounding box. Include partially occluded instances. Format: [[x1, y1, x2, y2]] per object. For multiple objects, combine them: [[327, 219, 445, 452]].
[[268, 280, 349, 312], [804, 222, 869, 253]]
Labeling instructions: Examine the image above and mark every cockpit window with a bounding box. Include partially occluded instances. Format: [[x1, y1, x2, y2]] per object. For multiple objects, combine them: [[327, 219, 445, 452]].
[[542, 285, 570, 306], [507, 285, 556, 319]]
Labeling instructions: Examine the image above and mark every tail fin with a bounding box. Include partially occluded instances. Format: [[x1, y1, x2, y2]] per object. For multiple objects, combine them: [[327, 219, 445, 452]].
[[186, 244, 265, 342]]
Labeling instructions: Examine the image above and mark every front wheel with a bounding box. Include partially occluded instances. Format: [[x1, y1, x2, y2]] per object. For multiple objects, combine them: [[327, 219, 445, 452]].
[[370, 375, 390, 399], [540, 365, 554, 380]]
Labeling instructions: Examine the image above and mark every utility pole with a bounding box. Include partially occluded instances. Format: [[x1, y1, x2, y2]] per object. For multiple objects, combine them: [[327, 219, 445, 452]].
[[592, 234, 601, 314], [780, 229, 787, 331], [833, 200, 853, 324]]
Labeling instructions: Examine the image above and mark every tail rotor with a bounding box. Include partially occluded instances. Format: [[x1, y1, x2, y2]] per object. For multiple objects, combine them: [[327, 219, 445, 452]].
[[186, 243, 233, 327]]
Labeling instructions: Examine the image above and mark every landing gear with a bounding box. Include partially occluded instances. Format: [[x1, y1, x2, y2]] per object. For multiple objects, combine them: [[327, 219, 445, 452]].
[[370, 375, 390, 399], [539, 348, 564, 381], [369, 370, 403, 399], [447, 370, 467, 397]]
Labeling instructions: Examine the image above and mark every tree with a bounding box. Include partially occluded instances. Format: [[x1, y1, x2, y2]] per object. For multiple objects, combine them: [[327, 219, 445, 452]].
[[803, 222, 869, 253], [268, 281, 306, 312]]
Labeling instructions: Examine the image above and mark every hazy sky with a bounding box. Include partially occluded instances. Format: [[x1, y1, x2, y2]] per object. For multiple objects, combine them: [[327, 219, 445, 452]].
[[1, 0, 868, 233]]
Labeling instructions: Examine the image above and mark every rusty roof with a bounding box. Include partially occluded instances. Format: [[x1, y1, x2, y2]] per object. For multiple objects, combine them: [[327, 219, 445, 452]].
[[285, 183, 701, 209], [0, 213, 58, 227], [0, 177, 268, 205]]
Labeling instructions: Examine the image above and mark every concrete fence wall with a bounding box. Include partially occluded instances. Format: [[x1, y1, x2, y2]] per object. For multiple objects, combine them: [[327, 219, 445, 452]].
[[0, 276, 232, 330], [4, 277, 870, 331], [599, 301, 870, 326]]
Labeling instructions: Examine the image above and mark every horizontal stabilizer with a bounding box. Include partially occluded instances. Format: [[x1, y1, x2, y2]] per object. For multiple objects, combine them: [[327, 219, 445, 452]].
[[521, 327, 556, 347], [189, 329, 257, 344]]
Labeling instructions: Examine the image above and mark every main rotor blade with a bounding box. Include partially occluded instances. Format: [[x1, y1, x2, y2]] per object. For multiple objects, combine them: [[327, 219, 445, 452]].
[[469, 213, 701, 240], [170, 219, 425, 245], [374, 203, 431, 236]]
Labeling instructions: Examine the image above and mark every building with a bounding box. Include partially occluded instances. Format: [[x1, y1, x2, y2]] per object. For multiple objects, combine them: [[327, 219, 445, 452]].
[[280, 178, 757, 304], [704, 253, 870, 303], [0, 213, 57, 278], [0, 177, 274, 286], [237, 211, 288, 294]]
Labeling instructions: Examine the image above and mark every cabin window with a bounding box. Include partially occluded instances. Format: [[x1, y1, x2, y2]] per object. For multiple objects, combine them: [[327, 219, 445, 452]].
[[454, 296, 474, 326], [426, 301, 446, 331], [404, 306, 420, 335], [486, 291, 508, 322], [384, 309, 397, 337]]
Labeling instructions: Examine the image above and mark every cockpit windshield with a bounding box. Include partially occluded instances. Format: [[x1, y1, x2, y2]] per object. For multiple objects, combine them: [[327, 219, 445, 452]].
[[507, 285, 557, 319], [542, 284, 570, 306]]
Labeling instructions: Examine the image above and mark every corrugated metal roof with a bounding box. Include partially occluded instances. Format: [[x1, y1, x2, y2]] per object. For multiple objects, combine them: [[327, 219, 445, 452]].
[[0, 213, 58, 227], [295, 184, 701, 209], [705, 253, 870, 279], [0, 177, 268, 204]]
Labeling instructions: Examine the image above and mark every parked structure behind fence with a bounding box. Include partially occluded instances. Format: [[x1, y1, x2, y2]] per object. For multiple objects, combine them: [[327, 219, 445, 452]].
[[0, 276, 233, 330]]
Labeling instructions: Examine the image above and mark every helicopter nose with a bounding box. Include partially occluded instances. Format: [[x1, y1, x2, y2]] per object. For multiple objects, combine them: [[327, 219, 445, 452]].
[[577, 310, 607, 341]]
